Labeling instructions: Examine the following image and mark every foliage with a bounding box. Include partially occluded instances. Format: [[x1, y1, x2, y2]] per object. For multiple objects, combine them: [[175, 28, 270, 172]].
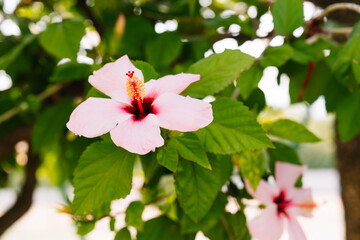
[[0, 0, 359, 239]]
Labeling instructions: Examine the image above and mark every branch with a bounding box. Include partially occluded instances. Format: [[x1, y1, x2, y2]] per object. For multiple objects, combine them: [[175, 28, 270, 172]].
[[0, 125, 31, 162], [76, 0, 104, 37], [0, 150, 39, 236], [314, 3, 360, 21]]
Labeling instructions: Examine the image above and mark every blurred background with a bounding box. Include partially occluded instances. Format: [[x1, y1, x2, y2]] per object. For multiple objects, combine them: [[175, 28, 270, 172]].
[[1, 0, 359, 239]]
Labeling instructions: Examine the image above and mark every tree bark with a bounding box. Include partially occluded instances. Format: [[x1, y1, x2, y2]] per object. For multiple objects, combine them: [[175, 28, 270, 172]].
[[336, 131, 360, 240]]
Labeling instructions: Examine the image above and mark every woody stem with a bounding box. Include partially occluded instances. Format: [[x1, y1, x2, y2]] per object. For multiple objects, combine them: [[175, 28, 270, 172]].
[[137, 99, 145, 115]]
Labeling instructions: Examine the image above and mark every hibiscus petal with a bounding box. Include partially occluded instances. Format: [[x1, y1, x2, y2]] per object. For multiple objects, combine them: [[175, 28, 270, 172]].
[[66, 97, 131, 138], [110, 114, 164, 155], [89, 55, 144, 104], [245, 179, 279, 205], [248, 205, 284, 240], [287, 217, 307, 240], [151, 93, 213, 132], [288, 188, 314, 217], [145, 73, 199, 98], [275, 162, 307, 192]]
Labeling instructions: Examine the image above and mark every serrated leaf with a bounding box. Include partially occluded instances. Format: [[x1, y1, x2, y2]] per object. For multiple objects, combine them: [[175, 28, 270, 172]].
[[132, 60, 159, 82], [237, 149, 265, 190], [157, 140, 179, 172], [259, 44, 294, 67], [73, 142, 135, 215], [181, 193, 227, 233], [267, 141, 302, 174], [125, 201, 145, 231], [115, 228, 131, 240], [183, 50, 255, 98], [174, 154, 232, 222], [173, 132, 210, 169], [264, 119, 320, 142], [32, 98, 73, 151], [336, 89, 360, 141], [237, 65, 263, 99], [39, 19, 85, 61], [196, 98, 273, 154], [145, 31, 182, 68], [51, 62, 92, 83], [271, 0, 304, 36]]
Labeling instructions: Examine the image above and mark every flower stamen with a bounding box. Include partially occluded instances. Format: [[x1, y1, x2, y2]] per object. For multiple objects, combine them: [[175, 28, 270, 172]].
[[126, 71, 146, 115]]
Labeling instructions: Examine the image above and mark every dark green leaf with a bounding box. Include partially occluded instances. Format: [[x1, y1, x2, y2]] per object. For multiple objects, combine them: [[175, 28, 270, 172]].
[[264, 119, 320, 142], [157, 140, 179, 172], [73, 142, 135, 215], [125, 201, 145, 231], [114, 228, 131, 240], [132, 60, 159, 82], [272, 0, 304, 35], [268, 141, 302, 174], [184, 50, 255, 98], [145, 31, 182, 68], [237, 149, 265, 190], [51, 62, 92, 83], [86, 87, 109, 99], [197, 98, 273, 154], [174, 154, 232, 222], [237, 65, 263, 99], [39, 19, 85, 61], [259, 44, 294, 67], [140, 151, 161, 184]]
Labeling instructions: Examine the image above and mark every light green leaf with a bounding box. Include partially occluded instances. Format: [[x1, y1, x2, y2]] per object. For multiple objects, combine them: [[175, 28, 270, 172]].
[[237, 149, 265, 190], [184, 49, 255, 98], [114, 228, 131, 240], [271, 0, 304, 35], [236, 65, 263, 99], [264, 119, 320, 142], [51, 62, 92, 83], [73, 142, 135, 215], [76, 221, 95, 236], [174, 154, 232, 222], [259, 44, 294, 67], [145, 31, 182, 68], [32, 98, 73, 151], [157, 140, 179, 172], [173, 132, 210, 169], [125, 201, 145, 231], [39, 19, 85, 61], [336, 89, 360, 141], [197, 98, 273, 154], [0, 34, 36, 70], [132, 60, 159, 82]]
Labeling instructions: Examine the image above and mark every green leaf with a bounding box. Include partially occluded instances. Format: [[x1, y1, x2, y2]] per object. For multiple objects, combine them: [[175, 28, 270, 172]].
[[0, 34, 36, 70], [157, 140, 179, 172], [181, 193, 227, 233], [138, 216, 191, 240], [271, 0, 304, 35], [132, 60, 159, 82], [264, 119, 320, 142], [145, 31, 182, 68], [86, 87, 109, 99], [237, 149, 265, 190], [336, 89, 360, 141], [174, 154, 232, 222], [114, 228, 132, 240], [125, 201, 145, 231], [197, 98, 273, 154], [51, 62, 92, 83], [236, 65, 263, 99], [267, 141, 302, 174], [184, 49, 255, 98], [173, 132, 210, 169], [259, 44, 294, 67], [73, 142, 135, 215], [39, 19, 85, 61], [76, 221, 95, 236], [140, 151, 161, 184], [32, 98, 73, 151]]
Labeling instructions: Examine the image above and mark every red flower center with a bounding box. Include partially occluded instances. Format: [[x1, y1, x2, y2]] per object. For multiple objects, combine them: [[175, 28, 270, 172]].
[[273, 190, 292, 217]]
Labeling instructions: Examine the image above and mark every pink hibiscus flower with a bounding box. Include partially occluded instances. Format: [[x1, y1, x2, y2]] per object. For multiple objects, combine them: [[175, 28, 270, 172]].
[[245, 162, 317, 240], [66, 55, 213, 155]]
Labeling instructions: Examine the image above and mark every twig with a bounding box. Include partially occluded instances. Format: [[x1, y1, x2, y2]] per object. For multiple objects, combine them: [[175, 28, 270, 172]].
[[0, 84, 62, 125], [324, 27, 353, 35], [314, 3, 360, 21], [220, 214, 235, 240]]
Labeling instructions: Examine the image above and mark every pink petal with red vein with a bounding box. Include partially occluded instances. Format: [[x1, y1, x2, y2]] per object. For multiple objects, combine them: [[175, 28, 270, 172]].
[[152, 92, 213, 132], [275, 162, 307, 192], [89, 55, 144, 104], [66, 97, 131, 138], [110, 114, 164, 155]]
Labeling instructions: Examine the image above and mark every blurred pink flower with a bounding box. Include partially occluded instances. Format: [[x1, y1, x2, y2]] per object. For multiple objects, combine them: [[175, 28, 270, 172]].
[[66, 55, 213, 155], [245, 162, 316, 240]]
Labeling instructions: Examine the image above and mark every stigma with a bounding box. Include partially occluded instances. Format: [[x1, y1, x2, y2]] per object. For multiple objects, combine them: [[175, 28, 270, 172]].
[[126, 71, 145, 101]]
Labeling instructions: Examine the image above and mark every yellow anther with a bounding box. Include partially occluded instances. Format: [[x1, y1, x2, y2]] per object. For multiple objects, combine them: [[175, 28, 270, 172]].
[[126, 76, 145, 101]]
